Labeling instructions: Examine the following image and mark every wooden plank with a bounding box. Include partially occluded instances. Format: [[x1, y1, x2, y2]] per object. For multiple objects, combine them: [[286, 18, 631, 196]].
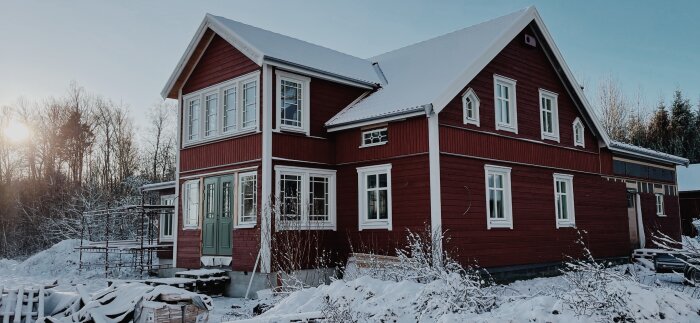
[[24, 289, 34, 323], [36, 288, 44, 322], [3, 289, 15, 323], [13, 288, 23, 323]]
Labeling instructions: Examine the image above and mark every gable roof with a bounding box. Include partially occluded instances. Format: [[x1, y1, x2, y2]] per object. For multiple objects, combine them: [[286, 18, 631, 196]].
[[161, 14, 381, 99]]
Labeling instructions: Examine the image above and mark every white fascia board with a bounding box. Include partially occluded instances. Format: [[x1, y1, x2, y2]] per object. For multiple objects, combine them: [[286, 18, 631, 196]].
[[266, 59, 375, 90], [326, 110, 426, 132], [161, 15, 265, 99]]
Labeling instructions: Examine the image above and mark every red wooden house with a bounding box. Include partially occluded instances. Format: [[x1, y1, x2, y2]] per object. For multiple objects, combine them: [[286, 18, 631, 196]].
[[160, 7, 688, 279]]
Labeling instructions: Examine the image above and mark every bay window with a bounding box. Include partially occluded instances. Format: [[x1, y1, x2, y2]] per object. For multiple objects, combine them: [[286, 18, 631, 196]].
[[275, 166, 336, 230], [357, 164, 392, 230]]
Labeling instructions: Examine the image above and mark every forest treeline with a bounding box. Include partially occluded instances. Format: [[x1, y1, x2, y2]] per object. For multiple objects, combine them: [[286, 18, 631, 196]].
[[0, 82, 176, 257], [1, 77, 699, 258]]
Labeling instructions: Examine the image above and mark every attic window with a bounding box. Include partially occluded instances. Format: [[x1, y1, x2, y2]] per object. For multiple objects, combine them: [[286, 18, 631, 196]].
[[573, 118, 585, 148], [462, 88, 480, 126], [493, 75, 518, 133], [361, 128, 388, 147]]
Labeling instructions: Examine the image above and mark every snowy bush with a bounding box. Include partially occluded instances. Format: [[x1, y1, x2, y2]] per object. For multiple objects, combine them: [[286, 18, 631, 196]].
[[558, 231, 636, 321]]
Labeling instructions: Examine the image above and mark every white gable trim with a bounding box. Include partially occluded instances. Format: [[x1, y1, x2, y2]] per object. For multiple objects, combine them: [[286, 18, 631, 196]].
[[430, 7, 611, 146]]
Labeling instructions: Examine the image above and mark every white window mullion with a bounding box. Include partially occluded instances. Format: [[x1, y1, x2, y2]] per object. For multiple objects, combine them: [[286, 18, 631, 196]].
[[485, 165, 513, 229], [554, 173, 575, 228]]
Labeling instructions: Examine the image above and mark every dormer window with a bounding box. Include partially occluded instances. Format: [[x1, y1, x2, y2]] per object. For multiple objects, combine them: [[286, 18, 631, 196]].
[[462, 88, 480, 126], [573, 117, 585, 147], [493, 75, 518, 133], [277, 71, 310, 134], [539, 89, 559, 142]]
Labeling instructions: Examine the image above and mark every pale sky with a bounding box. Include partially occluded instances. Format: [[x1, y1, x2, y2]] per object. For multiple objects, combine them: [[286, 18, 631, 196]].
[[1, 0, 699, 134]]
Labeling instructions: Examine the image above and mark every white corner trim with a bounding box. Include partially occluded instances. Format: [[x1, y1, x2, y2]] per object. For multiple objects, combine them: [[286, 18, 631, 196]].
[[173, 89, 182, 267], [427, 113, 443, 258], [357, 164, 393, 231], [461, 88, 480, 127], [484, 164, 513, 230], [260, 63, 273, 273], [493, 74, 518, 134]]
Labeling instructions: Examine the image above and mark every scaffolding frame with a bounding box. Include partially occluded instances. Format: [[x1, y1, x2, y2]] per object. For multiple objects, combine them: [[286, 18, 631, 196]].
[[77, 198, 175, 278]]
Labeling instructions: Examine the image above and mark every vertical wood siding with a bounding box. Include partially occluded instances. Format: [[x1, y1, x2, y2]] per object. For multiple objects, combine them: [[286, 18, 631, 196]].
[[638, 193, 682, 247], [440, 155, 630, 268]]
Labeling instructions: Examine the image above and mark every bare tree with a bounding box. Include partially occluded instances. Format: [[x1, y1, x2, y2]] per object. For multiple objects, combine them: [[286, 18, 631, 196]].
[[597, 75, 629, 141]]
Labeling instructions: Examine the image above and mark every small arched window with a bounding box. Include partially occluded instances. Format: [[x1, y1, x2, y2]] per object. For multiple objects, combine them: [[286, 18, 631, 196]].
[[573, 118, 585, 148], [462, 88, 480, 126]]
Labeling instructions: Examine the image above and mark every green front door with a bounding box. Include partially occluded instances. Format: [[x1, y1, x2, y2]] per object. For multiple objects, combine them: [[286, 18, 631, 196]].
[[202, 175, 234, 256]]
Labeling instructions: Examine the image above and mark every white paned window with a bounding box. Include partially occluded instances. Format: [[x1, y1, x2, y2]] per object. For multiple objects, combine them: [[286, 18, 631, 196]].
[[462, 88, 480, 126], [655, 193, 665, 216], [205, 93, 218, 137], [361, 128, 388, 147], [485, 165, 513, 229], [238, 172, 258, 225], [357, 164, 392, 230], [276, 71, 310, 133], [573, 118, 585, 147], [553, 174, 575, 228], [182, 180, 200, 229], [223, 87, 236, 133], [186, 98, 200, 141], [160, 195, 175, 241], [539, 89, 559, 142], [275, 166, 336, 230], [242, 81, 257, 129], [182, 71, 259, 146], [493, 75, 518, 133]]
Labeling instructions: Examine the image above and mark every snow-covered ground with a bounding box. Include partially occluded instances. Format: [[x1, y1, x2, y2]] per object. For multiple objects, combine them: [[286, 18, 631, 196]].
[[3, 240, 700, 322]]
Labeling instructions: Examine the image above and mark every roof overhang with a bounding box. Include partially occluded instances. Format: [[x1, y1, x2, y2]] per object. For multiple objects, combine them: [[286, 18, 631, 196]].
[[608, 141, 689, 166], [140, 181, 176, 192]]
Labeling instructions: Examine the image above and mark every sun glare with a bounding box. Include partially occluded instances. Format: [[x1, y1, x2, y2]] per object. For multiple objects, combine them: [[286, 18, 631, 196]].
[[3, 121, 32, 143]]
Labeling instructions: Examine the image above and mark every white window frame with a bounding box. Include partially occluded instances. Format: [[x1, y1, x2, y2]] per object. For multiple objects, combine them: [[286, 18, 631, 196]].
[[204, 91, 219, 138], [484, 165, 513, 229], [159, 194, 176, 241], [182, 180, 201, 229], [275, 166, 337, 231], [573, 117, 585, 148], [237, 171, 258, 228], [462, 88, 480, 126], [276, 70, 311, 134], [357, 164, 393, 231], [222, 85, 237, 133], [539, 89, 560, 142], [553, 173, 576, 228], [182, 71, 260, 147], [185, 97, 200, 142], [655, 193, 666, 217], [360, 127, 388, 148], [493, 74, 518, 134]]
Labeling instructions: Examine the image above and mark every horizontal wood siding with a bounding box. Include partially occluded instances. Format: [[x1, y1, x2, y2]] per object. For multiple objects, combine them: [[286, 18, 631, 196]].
[[180, 134, 261, 173], [182, 33, 260, 95], [335, 117, 429, 165], [639, 193, 682, 247], [272, 133, 334, 164], [308, 78, 367, 137], [441, 155, 629, 268], [440, 126, 600, 173], [439, 24, 598, 154]]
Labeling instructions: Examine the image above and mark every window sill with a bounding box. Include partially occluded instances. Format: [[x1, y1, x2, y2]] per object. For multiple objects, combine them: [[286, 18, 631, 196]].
[[234, 223, 257, 229], [359, 142, 387, 148], [276, 223, 337, 231], [556, 222, 576, 229], [182, 226, 199, 231], [657, 214, 667, 217], [159, 237, 174, 242], [495, 124, 517, 134], [541, 134, 560, 143], [487, 222, 513, 230], [463, 119, 480, 127], [359, 221, 391, 231], [280, 126, 307, 135]]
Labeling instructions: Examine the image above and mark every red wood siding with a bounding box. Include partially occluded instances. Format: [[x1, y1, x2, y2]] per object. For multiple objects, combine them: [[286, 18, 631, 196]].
[[180, 134, 261, 173], [440, 155, 630, 268], [335, 117, 429, 165], [439, 24, 598, 154], [639, 193, 682, 247], [182, 34, 260, 95], [272, 133, 335, 164], [680, 192, 700, 236], [440, 126, 600, 173]]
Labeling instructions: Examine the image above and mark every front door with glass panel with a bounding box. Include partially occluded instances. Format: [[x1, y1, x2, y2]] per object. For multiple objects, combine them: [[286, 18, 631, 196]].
[[202, 175, 234, 256]]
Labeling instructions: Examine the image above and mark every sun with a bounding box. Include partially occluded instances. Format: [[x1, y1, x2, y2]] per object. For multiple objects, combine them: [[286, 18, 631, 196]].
[[3, 121, 32, 143]]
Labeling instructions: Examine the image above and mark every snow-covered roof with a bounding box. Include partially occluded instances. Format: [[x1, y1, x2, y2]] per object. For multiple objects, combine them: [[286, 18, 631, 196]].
[[326, 8, 531, 127], [677, 164, 700, 192], [161, 14, 381, 98], [140, 181, 175, 192], [608, 141, 689, 166]]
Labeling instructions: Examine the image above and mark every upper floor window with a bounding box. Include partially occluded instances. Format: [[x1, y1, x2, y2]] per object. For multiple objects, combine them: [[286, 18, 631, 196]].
[[485, 165, 513, 229], [553, 174, 575, 228], [655, 193, 665, 217], [539, 89, 559, 142], [183, 71, 259, 146], [357, 164, 392, 230], [493, 75, 518, 133], [182, 180, 200, 229], [276, 71, 310, 134], [462, 88, 480, 126], [361, 127, 388, 147], [573, 118, 585, 147], [275, 166, 336, 230]]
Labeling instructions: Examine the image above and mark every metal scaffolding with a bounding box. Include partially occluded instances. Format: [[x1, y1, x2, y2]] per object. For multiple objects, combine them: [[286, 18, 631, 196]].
[[76, 198, 174, 278]]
